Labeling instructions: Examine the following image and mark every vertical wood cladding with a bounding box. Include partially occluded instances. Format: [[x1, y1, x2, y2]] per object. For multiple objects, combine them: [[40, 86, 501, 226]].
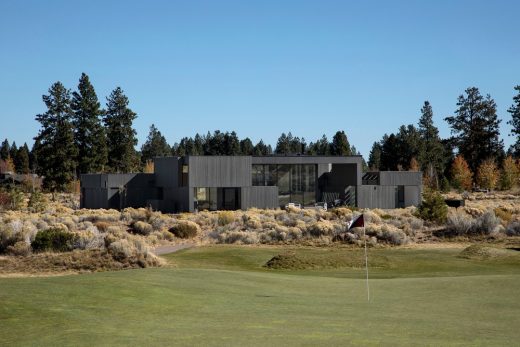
[[187, 156, 252, 187]]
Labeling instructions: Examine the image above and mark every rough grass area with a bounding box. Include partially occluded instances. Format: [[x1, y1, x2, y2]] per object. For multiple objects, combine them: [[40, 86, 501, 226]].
[[0, 249, 163, 275], [0, 246, 519, 346]]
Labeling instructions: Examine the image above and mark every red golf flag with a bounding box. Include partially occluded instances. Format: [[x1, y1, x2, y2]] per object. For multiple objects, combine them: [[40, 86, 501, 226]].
[[348, 214, 364, 230]]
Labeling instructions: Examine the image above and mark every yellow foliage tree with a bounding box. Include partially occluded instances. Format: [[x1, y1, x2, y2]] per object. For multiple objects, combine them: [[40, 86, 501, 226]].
[[144, 160, 154, 173], [476, 159, 499, 190], [451, 155, 473, 191], [500, 156, 519, 190], [409, 157, 420, 171]]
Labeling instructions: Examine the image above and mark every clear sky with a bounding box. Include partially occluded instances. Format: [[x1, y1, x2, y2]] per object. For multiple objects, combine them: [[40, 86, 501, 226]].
[[1, 0, 519, 158]]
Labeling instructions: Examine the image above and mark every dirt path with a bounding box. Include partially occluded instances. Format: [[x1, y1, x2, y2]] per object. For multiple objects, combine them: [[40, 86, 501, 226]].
[[154, 243, 194, 255]]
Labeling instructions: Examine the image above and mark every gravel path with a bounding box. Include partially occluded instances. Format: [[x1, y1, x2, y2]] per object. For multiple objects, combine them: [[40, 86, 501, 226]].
[[154, 243, 194, 255]]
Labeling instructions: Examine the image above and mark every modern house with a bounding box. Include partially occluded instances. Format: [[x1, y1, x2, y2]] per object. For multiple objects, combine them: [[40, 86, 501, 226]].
[[80, 155, 422, 212]]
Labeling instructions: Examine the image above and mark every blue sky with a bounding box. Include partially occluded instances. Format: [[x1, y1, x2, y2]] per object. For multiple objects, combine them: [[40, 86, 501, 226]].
[[1, 0, 519, 158]]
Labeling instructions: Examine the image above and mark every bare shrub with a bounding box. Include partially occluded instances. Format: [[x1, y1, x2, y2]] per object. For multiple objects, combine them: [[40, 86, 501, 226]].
[[94, 221, 109, 233], [473, 210, 500, 235], [169, 220, 200, 239], [218, 211, 235, 226], [218, 231, 259, 244], [108, 239, 134, 261], [445, 209, 500, 236], [242, 213, 262, 229]]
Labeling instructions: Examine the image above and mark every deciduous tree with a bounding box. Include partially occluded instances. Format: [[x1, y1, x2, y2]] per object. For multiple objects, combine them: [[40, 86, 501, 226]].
[[499, 156, 519, 190], [450, 155, 473, 191], [476, 159, 499, 190]]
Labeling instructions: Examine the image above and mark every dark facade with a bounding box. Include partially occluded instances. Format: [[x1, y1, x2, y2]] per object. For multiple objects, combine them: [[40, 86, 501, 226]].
[[80, 156, 422, 212]]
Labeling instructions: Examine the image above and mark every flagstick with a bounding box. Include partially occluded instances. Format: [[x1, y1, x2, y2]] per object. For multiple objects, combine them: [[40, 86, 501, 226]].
[[363, 225, 370, 302]]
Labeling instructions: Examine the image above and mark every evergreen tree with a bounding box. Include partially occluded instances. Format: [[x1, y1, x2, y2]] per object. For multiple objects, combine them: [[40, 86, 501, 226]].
[[141, 124, 171, 163], [9, 141, 17, 162], [315, 134, 330, 155], [330, 131, 351, 155], [104, 87, 138, 172], [380, 134, 400, 170], [71, 73, 107, 174], [240, 138, 254, 155], [0, 139, 9, 160], [275, 133, 290, 154], [34, 82, 78, 191], [445, 87, 504, 172], [253, 139, 270, 155], [417, 101, 445, 184], [223, 131, 240, 155], [507, 85, 520, 157], [368, 141, 382, 170], [395, 125, 421, 170], [15, 143, 30, 174], [29, 139, 40, 172], [193, 134, 204, 155]]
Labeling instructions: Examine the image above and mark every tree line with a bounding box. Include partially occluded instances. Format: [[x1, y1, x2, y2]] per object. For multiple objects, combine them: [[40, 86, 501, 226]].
[[368, 86, 520, 190], [1, 74, 519, 192]]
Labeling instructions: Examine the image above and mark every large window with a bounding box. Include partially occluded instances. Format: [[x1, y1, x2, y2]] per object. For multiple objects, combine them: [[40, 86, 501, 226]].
[[252, 164, 316, 206], [194, 187, 217, 210]]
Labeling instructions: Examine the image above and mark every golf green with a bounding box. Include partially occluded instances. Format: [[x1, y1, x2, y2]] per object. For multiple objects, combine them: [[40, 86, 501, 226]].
[[1, 245, 519, 346]]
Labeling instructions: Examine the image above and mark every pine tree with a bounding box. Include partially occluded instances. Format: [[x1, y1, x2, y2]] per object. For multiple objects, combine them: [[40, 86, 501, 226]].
[[193, 134, 204, 155], [330, 131, 351, 155], [507, 85, 520, 157], [368, 141, 382, 170], [223, 131, 240, 155], [9, 142, 17, 162], [104, 87, 138, 172], [275, 133, 290, 154], [15, 143, 30, 174], [0, 139, 9, 160], [315, 135, 330, 155], [141, 124, 171, 163], [445, 87, 504, 172], [451, 155, 473, 191], [71, 73, 107, 174], [240, 138, 254, 155], [34, 82, 78, 191], [29, 139, 40, 173], [417, 101, 445, 184], [253, 139, 270, 155]]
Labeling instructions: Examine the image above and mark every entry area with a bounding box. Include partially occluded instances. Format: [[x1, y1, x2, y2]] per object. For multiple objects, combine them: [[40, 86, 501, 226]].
[[194, 187, 241, 211]]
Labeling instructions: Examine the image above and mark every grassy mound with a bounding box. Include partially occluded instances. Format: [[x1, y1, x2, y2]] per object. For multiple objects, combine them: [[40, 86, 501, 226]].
[[264, 250, 386, 270], [458, 244, 517, 260]]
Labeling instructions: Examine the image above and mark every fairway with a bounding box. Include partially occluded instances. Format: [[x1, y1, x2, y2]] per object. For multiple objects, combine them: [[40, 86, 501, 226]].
[[1, 246, 519, 346]]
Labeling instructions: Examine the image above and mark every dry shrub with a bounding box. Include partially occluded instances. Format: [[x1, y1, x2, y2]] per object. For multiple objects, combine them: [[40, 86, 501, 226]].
[[308, 220, 336, 237], [363, 210, 382, 224], [94, 221, 110, 233], [445, 209, 500, 236], [330, 207, 352, 218], [494, 208, 512, 224], [242, 212, 262, 229], [6, 241, 31, 256], [169, 220, 200, 239], [131, 221, 153, 235], [218, 231, 259, 244], [218, 211, 235, 226], [506, 221, 520, 236]]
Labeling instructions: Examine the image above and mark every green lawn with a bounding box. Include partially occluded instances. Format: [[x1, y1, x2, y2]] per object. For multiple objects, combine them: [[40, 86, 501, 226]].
[[1, 245, 519, 346]]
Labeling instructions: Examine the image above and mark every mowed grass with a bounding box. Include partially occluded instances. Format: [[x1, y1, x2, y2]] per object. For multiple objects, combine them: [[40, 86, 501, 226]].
[[0, 245, 519, 346]]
